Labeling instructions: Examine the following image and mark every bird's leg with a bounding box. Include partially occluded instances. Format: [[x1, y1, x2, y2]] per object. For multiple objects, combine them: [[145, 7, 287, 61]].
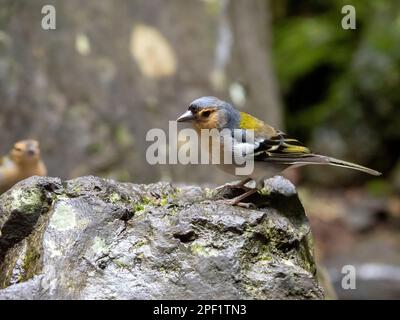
[[220, 188, 258, 208], [215, 178, 255, 203], [215, 177, 253, 193], [236, 177, 253, 189]]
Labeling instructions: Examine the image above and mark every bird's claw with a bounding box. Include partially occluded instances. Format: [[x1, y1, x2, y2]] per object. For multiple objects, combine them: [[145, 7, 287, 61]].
[[215, 178, 253, 195], [216, 186, 258, 208], [218, 198, 256, 209], [215, 183, 231, 193]]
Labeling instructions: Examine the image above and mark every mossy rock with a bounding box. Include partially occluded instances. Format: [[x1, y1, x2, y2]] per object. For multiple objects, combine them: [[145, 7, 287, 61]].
[[0, 175, 323, 299]]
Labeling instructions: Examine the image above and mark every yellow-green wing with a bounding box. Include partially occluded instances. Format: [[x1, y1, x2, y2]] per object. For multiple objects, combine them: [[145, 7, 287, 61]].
[[254, 132, 312, 162]]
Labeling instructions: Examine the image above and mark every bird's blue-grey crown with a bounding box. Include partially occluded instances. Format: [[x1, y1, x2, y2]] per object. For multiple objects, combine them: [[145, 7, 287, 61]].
[[188, 96, 240, 129]]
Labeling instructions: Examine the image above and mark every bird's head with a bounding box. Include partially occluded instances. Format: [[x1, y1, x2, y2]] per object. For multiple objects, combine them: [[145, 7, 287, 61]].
[[10, 139, 41, 165], [177, 96, 240, 131]]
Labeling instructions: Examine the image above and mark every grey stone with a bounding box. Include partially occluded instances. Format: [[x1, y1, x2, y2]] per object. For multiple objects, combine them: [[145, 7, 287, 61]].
[[0, 175, 323, 299]]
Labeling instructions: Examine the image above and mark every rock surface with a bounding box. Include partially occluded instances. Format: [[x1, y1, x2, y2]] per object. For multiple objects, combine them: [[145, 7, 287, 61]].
[[0, 176, 323, 299]]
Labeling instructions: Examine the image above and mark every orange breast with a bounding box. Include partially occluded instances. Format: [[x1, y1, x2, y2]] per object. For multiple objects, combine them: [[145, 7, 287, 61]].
[[0, 160, 47, 194]]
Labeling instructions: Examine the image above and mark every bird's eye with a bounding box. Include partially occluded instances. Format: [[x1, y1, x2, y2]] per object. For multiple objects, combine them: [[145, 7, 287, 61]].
[[202, 110, 211, 118]]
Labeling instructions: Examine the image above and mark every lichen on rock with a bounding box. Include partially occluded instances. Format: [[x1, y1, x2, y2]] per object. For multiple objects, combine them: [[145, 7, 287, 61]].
[[0, 175, 324, 299]]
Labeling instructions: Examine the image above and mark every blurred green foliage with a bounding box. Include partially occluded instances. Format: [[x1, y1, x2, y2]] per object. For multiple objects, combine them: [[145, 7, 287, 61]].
[[271, 0, 400, 180]]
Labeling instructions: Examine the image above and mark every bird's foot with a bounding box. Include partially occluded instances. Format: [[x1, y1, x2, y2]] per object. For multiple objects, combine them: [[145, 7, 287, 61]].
[[217, 188, 258, 208], [219, 198, 256, 209], [215, 178, 253, 194]]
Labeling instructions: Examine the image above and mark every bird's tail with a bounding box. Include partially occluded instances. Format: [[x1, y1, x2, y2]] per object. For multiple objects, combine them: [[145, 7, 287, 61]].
[[285, 154, 382, 176]]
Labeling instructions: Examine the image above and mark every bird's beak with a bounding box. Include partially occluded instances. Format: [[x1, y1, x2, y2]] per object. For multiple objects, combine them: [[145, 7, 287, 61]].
[[176, 110, 195, 122]]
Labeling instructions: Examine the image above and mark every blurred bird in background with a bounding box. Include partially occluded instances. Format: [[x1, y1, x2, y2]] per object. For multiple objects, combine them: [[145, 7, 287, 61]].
[[177, 96, 381, 206], [0, 140, 47, 194]]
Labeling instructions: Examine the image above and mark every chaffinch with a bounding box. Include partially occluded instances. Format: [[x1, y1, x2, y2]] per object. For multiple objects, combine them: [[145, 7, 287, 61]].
[[177, 96, 381, 206], [0, 139, 47, 194]]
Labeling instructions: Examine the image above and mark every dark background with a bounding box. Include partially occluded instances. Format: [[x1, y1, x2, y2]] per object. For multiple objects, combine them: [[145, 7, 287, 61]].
[[0, 0, 399, 299]]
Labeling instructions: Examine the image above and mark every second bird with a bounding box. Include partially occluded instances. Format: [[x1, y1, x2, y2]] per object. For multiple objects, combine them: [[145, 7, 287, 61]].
[[0, 139, 47, 194]]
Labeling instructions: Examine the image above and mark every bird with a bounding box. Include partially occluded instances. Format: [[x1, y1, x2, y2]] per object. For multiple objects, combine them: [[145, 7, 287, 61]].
[[0, 139, 47, 194], [176, 96, 381, 206]]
